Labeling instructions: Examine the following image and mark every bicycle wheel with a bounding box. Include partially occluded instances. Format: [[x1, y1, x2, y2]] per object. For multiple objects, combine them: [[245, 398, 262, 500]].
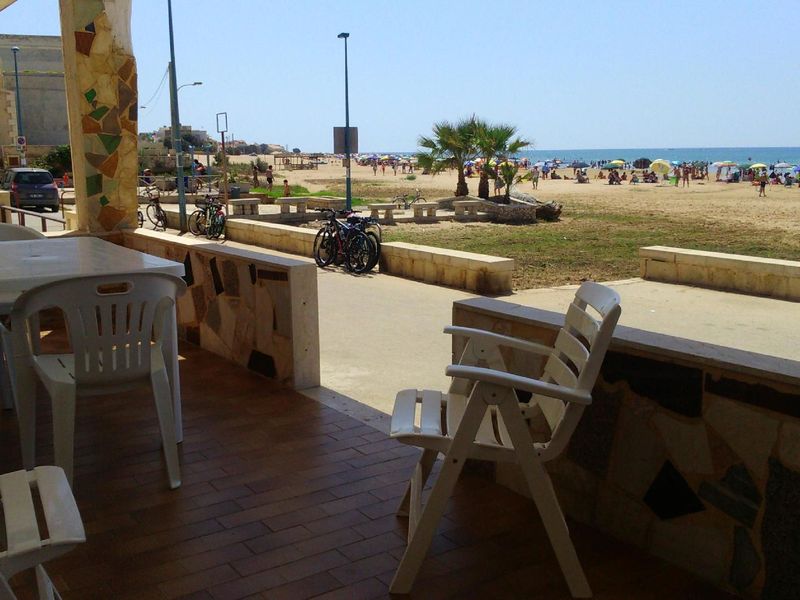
[[137, 210, 144, 228], [145, 202, 162, 227], [365, 231, 381, 272], [207, 211, 226, 239], [345, 231, 375, 274], [188, 210, 207, 236], [155, 206, 167, 229], [313, 227, 336, 267]]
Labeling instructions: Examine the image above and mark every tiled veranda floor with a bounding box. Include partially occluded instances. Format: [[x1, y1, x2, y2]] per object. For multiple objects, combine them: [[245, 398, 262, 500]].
[[1, 341, 734, 599]]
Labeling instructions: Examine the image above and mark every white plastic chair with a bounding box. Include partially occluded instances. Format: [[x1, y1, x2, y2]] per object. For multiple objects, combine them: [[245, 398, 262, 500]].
[[0, 224, 46, 241], [10, 273, 187, 489], [389, 282, 622, 597], [0, 466, 86, 600], [0, 224, 45, 410]]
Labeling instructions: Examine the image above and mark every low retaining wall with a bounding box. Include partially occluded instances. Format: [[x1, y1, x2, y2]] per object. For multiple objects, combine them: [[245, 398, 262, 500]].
[[122, 229, 320, 390], [380, 242, 513, 294], [161, 210, 514, 294], [640, 246, 800, 301], [452, 296, 800, 599]]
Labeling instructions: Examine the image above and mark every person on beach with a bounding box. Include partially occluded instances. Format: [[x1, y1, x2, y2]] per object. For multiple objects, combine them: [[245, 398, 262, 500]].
[[682, 165, 690, 187], [266, 165, 274, 191], [392, 161, 397, 176], [758, 171, 768, 197], [372, 161, 377, 176], [673, 166, 680, 186], [283, 179, 291, 197], [493, 174, 504, 196], [381, 162, 386, 175], [531, 166, 539, 189]]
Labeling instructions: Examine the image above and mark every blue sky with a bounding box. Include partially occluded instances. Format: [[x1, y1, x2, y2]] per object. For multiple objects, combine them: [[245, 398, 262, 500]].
[[2, 0, 798, 152]]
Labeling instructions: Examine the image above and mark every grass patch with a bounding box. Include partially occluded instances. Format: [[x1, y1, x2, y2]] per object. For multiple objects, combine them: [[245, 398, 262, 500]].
[[383, 205, 800, 290]]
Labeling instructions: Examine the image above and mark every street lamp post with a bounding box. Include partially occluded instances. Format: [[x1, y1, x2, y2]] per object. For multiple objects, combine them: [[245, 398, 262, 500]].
[[11, 46, 25, 166], [167, 0, 201, 232], [337, 32, 351, 211]]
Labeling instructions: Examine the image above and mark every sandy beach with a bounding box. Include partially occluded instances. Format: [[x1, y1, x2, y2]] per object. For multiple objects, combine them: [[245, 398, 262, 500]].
[[229, 155, 800, 236]]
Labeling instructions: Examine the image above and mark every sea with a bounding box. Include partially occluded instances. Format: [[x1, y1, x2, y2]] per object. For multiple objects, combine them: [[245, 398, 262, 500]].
[[376, 147, 800, 167], [516, 147, 800, 167]]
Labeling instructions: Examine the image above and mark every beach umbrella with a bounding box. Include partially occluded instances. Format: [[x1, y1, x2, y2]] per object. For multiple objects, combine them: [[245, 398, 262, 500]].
[[607, 159, 625, 167], [633, 157, 651, 169], [738, 163, 752, 170], [774, 162, 792, 168], [533, 161, 546, 167], [569, 161, 589, 169], [649, 159, 672, 174], [750, 163, 767, 169], [601, 164, 620, 169]]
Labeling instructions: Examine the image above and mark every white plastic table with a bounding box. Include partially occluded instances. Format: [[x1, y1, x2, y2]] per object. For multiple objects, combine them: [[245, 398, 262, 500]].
[[0, 237, 186, 467]]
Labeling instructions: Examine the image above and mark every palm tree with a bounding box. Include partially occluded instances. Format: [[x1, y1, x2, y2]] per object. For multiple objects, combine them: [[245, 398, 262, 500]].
[[474, 121, 530, 201], [416, 117, 479, 197]]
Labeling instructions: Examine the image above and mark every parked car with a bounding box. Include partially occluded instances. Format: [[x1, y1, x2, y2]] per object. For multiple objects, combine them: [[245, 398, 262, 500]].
[[1, 168, 60, 211]]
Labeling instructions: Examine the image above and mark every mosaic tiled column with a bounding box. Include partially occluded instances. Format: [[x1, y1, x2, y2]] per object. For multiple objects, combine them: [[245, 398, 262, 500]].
[[59, 0, 137, 232]]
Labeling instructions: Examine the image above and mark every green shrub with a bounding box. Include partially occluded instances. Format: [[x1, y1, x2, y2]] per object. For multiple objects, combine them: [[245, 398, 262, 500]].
[[405, 174, 416, 181]]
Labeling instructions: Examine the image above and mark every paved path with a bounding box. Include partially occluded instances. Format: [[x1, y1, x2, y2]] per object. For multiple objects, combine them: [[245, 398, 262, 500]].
[[309, 270, 800, 427]]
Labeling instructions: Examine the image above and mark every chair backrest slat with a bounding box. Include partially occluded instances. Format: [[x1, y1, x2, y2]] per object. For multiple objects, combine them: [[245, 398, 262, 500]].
[[564, 303, 599, 347]]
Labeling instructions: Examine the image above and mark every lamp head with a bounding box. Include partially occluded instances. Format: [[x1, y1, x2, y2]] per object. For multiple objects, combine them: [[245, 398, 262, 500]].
[[193, 81, 202, 86], [11, 46, 20, 53], [337, 32, 349, 39]]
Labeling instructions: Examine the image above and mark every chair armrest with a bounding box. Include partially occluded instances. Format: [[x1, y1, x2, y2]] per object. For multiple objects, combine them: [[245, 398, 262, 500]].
[[445, 364, 592, 405], [444, 326, 552, 356]]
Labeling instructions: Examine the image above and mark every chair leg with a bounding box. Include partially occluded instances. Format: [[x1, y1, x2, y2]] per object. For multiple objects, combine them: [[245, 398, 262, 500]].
[[51, 388, 76, 486], [397, 448, 437, 517], [496, 400, 592, 598], [35, 565, 59, 600], [12, 354, 37, 470], [0, 574, 16, 600], [390, 390, 489, 595], [151, 368, 181, 489], [0, 323, 14, 411]]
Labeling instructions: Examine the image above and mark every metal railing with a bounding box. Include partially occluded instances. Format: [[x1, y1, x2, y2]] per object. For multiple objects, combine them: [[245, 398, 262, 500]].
[[0, 204, 66, 232]]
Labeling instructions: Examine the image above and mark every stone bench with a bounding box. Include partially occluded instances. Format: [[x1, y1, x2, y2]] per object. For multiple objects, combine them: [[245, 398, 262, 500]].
[[276, 197, 307, 219], [229, 198, 260, 216], [412, 202, 439, 219], [368, 204, 396, 223], [453, 199, 483, 217], [640, 246, 800, 301]]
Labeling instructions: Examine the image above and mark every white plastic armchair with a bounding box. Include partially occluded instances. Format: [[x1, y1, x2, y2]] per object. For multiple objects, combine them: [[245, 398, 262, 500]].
[[389, 281, 622, 597], [0, 466, 86, 600], [10, 273, 187, 489]]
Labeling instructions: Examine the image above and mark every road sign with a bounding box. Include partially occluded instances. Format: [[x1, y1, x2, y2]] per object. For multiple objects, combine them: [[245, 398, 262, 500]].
[[15, 135, 26, 151]]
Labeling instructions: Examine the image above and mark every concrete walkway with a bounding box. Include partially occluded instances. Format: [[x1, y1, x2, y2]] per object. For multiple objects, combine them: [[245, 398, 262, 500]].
[[306, 270, 800, 427]]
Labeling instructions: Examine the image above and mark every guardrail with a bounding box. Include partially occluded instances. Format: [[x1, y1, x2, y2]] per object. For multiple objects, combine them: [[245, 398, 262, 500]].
[[0, 205, 66, 232]]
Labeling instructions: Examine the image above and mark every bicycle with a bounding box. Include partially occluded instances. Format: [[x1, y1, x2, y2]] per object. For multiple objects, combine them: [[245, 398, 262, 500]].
[[312, 209, 379, 274], [140, 184, 166, 229], [391, 188, 425, 210], [188, 194, 226, 239]]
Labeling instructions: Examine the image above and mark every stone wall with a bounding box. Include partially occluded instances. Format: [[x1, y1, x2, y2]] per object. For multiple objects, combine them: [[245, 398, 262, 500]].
[[641, 246, 800, 301], [122, 229, 320, 390], [452, 297, 800, 599]]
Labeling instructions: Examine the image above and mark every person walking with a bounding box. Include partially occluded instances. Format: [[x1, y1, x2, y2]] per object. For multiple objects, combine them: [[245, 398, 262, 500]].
[[283, 179, 291, 197], [266, 165, 274, 192], [531, 165, 540, 190], [682, 165, 690, 187], [758, 171, 768, 197], [372, 160, 377, 176]]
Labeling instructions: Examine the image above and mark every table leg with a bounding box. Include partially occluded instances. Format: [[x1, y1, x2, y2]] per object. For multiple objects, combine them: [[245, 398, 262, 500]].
[[163, 305, 183, 443]]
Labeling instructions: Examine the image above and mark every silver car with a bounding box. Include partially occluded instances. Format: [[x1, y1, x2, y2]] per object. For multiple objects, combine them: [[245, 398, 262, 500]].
[[1, 168, 60, 211]]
